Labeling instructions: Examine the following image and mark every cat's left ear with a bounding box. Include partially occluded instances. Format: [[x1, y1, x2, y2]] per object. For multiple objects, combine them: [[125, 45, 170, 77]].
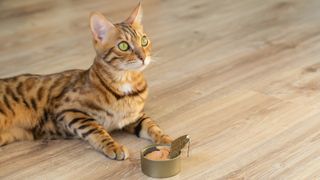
[[125, 2, 143, 25], [89, 12, 116, 44]]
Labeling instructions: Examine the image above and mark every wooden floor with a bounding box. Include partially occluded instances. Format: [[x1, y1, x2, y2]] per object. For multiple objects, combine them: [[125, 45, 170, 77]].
[[1, 0, 320, 179]]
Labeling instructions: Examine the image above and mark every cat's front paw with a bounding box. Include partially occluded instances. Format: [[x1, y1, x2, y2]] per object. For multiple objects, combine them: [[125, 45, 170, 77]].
[[156, 134, 173, 145], [103, 142, 129, 160]]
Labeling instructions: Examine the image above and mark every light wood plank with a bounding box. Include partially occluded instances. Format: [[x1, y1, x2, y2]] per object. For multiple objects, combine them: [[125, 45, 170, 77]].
[[1, 0, 320, 179]]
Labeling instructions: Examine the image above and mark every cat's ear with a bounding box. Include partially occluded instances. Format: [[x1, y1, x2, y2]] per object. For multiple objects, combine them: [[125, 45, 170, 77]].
[[125, 2, 143, 25], [89, 12, 115, 44]]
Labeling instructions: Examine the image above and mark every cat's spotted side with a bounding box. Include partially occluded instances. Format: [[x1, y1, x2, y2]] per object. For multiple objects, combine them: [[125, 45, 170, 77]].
[[0, 3, 172, 160]]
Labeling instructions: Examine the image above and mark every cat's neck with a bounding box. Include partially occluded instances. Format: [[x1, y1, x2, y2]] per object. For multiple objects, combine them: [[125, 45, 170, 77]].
[[88, 57, 146, 94]]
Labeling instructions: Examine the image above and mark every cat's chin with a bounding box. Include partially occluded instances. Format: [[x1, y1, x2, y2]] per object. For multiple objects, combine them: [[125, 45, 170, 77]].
[[135, 64, 148, 71], [119, 64, 149, 72]]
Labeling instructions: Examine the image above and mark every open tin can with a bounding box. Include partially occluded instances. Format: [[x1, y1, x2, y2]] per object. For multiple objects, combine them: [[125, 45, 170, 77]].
[[140, 144, 181, 178]]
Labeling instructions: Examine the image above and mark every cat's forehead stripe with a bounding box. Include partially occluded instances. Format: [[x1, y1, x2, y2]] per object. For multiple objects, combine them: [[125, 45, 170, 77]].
[[117, 23, 139, 40]]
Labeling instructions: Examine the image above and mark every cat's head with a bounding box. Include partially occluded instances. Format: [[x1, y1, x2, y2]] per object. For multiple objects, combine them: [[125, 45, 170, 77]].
[[89, 3, 151, 72]]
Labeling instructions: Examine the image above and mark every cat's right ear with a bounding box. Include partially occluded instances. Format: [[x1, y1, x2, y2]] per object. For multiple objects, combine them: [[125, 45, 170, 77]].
[[89, 12, 115, 44]]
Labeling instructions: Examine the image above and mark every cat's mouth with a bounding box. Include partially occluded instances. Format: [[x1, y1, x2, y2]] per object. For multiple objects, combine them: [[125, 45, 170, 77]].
[[137, 56, 151, 71], [120, 57, 151, 71]]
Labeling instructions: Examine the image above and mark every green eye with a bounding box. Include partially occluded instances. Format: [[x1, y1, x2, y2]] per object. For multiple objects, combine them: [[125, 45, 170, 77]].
[[141, 36, 148, 47], [118, 41, 130, 51]]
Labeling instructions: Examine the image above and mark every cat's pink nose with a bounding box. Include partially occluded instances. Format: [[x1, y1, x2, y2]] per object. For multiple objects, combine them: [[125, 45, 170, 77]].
[[137, 55, 146, 64], [135, 50, 146, 62], [137, 54, 145, 61]]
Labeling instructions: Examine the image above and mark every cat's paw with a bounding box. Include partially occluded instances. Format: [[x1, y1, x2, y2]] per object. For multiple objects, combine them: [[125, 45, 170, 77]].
[[103, 142, 129, 160], [156, 134, 173, 145]]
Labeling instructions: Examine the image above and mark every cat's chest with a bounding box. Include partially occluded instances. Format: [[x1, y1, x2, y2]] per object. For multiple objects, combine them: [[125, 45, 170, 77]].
[[100, 87, 147, 131], [103, 99, 145, 131], [118, 83, 133, 94]]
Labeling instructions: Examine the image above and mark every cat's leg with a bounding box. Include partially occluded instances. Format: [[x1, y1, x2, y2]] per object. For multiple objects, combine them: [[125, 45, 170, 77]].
[[0, 127, 34, 146], [59, 111, 129, 160], [123, 114, 173, 144]]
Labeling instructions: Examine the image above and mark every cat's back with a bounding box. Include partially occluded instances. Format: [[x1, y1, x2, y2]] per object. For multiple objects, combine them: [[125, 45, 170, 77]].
[[0, 69, 85, 98], [0, 69, 84, 85], [0, 69, 85, 124]]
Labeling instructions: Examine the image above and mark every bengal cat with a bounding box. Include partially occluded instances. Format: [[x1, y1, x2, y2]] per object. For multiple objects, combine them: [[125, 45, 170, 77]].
[[0, 3, 172, 160]]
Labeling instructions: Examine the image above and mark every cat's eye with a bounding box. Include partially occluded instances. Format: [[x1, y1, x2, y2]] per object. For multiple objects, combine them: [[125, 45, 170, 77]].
[[141, 36, 148, 47], [118, 41, 130, 51]]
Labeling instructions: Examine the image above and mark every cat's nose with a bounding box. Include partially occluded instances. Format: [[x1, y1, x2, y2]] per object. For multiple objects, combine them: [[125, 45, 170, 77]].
[[136, 53, 146, 63], [138, 55, 145, 61], [134, 47, 145, 59]]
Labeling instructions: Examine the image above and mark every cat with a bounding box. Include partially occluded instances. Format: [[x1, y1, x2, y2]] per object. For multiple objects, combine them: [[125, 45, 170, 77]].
[[0, 3, 172, 160]]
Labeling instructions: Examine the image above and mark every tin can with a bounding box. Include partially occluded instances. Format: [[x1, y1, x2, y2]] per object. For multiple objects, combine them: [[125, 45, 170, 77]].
[[140, 144, 181, 178]]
